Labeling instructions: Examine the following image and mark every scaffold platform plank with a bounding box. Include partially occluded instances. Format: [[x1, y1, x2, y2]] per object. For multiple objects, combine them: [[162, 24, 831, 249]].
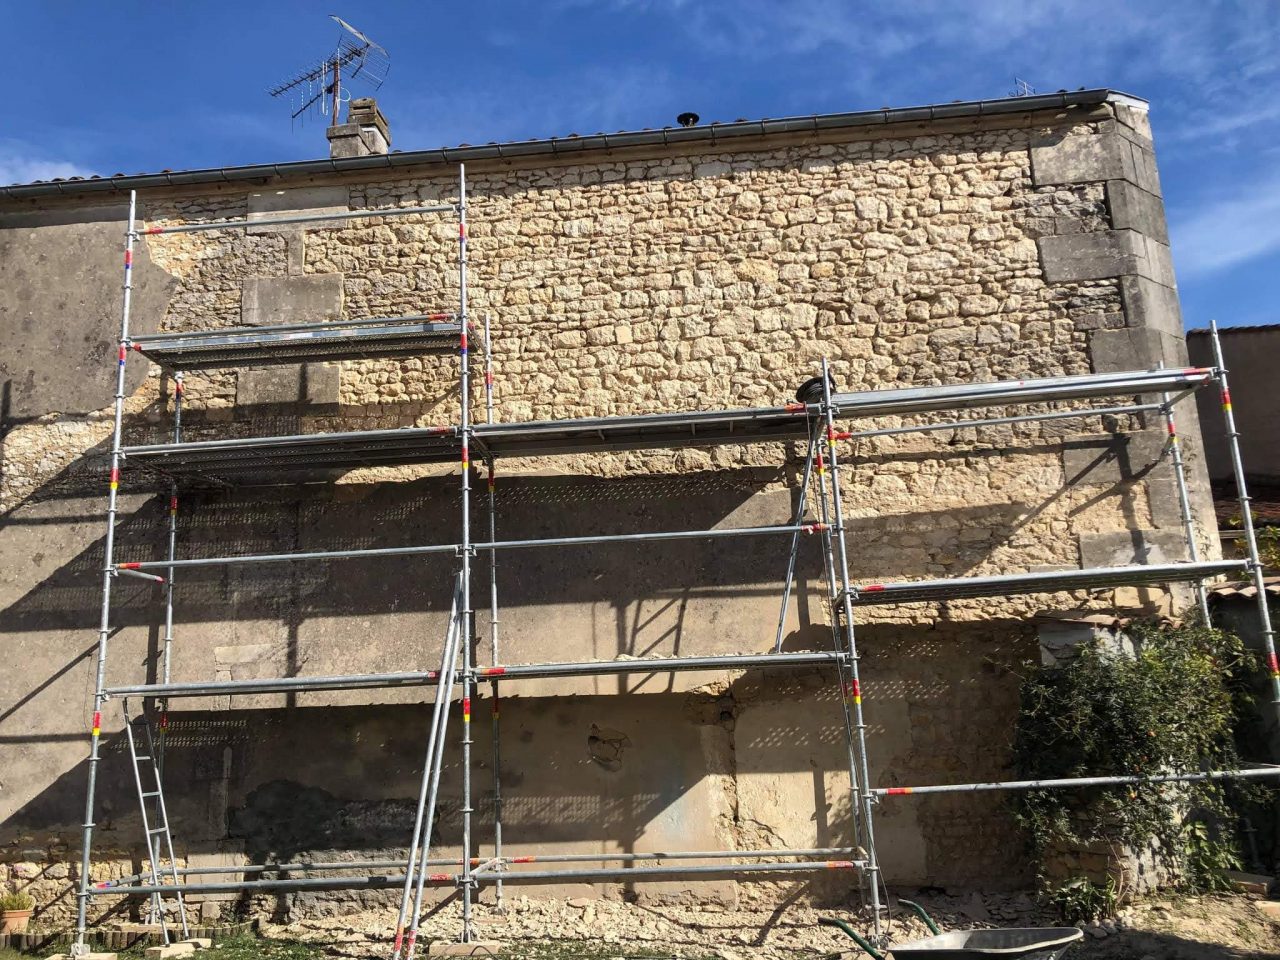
[[132, 316, 462, 370], [851, 559, 1247, 605], [120, 366, 1213, 483]]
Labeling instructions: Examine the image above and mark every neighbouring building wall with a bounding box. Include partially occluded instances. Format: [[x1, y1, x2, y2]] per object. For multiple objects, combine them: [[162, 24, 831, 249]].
[[1188, 326, 1280, 484], [0, 93, 1218, 925]]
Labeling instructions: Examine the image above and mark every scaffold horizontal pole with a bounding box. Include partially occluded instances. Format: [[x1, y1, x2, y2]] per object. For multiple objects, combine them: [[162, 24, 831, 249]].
[[473, 860, 865, 884], [102, 846, 858, 887], [851, 559, 1247, 605], [114, 522, 829, 571], [471, 847, 857, 874], [114, 568, 165, 584], [873, 766, 1280, 797], [92, 858, 865, 897], [137, 205, 457, 235], [103, 651, 844, 699], [833, 403, 1162, 443]]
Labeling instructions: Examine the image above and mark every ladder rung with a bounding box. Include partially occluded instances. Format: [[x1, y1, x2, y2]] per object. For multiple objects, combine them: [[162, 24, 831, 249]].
[[141, 791, 161, 798], [148, 827, 168, 834], [134, 755, 153, 761]]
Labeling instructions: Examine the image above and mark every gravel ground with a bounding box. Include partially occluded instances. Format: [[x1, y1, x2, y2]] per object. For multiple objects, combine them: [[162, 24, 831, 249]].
[[265, 890, 1279, 959]]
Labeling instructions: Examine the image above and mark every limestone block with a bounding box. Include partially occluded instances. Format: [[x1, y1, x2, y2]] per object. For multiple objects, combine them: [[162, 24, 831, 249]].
[[235, 363, 339, 408], [1088, 326, 1162, 373], [1032, 131, 1161, 196], [247, 186, 349, 235], [427, 943, 502, 957], [1031, 132, 1130, 186], [181, 844, 246, 903], [1107, 179, 1168, 245], [240, 274, 343, 326], [1119, 275, 1182, 336], [1077, 529, 1189, 568], [1039, 230, 1142, 283], [177, 939, 212, 949], [1062, 430, 1169, 486], [144, 947, 194, 960]]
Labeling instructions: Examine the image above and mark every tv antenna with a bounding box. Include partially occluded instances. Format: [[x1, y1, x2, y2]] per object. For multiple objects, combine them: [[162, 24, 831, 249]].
[[269, 15, 390, 127], [1010, 77, 1035, 98]]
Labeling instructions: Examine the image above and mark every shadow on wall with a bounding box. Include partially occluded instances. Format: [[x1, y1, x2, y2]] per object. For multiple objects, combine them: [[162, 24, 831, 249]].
[[0, 450, 1113, 635], [1, 615, 1036, 901]]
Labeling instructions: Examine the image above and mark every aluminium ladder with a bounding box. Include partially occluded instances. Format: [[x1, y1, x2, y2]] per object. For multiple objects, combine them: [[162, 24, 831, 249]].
[[121, 701, 190, 942]]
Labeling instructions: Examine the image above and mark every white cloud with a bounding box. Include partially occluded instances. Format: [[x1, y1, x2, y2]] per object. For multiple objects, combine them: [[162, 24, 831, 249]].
[[0, 139, 94, 187], [1170, 172, 1280, 278]]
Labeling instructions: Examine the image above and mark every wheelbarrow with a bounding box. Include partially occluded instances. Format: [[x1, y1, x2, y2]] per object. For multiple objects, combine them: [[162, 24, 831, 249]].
[[821, 899, 1082, 959]]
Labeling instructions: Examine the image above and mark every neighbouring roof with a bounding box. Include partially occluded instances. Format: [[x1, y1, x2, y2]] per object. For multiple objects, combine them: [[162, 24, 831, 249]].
[[0, 88, 1142, 202], [1188, 325, 1280, 335], [1213, 480, 1280, 528], [1208, 577, 1280, 601]]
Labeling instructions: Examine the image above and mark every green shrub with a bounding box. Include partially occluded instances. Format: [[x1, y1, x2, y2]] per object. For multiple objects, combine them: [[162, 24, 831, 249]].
[[1046, 876, 1117, 924], [1010, 619, 1260, 892]]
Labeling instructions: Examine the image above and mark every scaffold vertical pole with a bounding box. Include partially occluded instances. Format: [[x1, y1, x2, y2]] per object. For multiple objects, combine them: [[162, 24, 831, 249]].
[[456, 164, 476, 942], [393, 579, 463, 960], [809, 414, 872, 913], [819, 359, 883, 940], [773, 424, 822, 653], [1157, 367, 1210, 622], [483, 313, 504, 908], [157, 371, 184, 779], [75, 189, 139, 951], [1210, 322, 1280, 745], [403, 598, 465, 960]]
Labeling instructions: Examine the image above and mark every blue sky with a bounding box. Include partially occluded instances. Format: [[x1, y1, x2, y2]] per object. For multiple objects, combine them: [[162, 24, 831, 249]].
[[3, 0, 1277, 329]]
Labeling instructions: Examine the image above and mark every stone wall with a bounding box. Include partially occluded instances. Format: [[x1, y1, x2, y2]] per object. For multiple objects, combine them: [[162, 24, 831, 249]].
[[0, 96, 1217, 924]]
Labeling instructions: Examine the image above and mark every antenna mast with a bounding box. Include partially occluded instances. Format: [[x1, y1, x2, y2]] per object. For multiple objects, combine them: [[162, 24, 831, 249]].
[[269, 15, 390, 128]]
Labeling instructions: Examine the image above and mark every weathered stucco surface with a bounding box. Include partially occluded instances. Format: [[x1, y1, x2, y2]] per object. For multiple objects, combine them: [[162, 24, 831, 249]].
[[0, 96, 1217, 924]]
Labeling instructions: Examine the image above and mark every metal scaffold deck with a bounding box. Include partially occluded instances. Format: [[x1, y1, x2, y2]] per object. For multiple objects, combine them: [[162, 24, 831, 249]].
[[131, 315, 464, 369], [75, 166, 1280, 956]]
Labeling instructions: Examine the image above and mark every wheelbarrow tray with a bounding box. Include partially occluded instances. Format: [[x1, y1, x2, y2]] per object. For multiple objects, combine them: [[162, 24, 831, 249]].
[[888, 926, 1082, 959]]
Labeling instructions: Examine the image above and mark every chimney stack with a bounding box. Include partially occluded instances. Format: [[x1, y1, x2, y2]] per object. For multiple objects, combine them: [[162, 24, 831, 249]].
[[327, 97, 392, 158]]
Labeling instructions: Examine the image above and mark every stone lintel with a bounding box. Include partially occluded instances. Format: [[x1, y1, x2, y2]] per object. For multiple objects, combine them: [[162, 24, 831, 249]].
[[235, 363, 339, 409], [247, 185, 350, 235], [241, 274, 343, 326]]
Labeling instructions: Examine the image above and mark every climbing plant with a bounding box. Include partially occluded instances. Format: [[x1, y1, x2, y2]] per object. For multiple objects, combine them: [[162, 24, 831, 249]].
[[1009, 619, 1260, 892]]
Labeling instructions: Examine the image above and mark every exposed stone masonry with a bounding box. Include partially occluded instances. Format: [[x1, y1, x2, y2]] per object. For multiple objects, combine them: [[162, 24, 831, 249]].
[[0, 98, 1217, 913]]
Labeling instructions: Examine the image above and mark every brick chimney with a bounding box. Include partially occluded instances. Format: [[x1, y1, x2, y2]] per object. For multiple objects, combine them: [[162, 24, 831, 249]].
[[327, 97, 392, 158]]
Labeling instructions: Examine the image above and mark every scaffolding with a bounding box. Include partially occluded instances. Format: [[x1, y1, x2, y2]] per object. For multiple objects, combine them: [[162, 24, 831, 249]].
[[75, 167, 1280, 954]]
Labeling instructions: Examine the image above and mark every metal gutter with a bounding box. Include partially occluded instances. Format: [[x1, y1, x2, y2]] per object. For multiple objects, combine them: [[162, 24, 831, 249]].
[[0, 89, 1135, 202]]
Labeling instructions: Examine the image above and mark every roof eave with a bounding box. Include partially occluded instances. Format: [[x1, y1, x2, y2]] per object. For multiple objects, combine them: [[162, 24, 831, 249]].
[[0, 88, 1138, 202]]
